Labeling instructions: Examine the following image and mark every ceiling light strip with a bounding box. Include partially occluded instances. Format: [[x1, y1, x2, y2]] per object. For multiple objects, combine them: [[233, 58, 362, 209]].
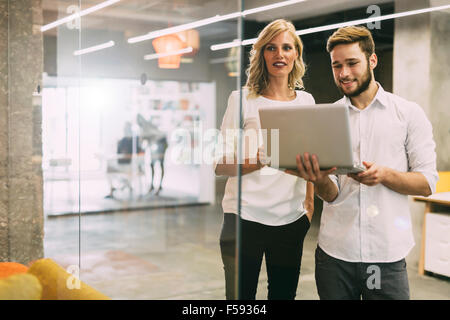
[[296, 4, 450, 36], [210, 39, 242, 51], [129, 13, 241, 44], [210, 4, 450, 51], [242, 0, 306, 16], [210, 38, 255, 51], [127, 0, 307, 44], [73, 41, 115, 56], [41, 0, 121, 32], [144, 47, 193, 61]]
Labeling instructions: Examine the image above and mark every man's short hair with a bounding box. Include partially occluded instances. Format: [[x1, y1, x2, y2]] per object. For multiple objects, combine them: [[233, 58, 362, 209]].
[[326, 26, 375, 59]]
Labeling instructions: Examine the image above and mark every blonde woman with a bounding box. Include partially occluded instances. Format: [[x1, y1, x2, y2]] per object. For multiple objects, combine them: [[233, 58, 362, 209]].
[[215, 19, 315, 300]]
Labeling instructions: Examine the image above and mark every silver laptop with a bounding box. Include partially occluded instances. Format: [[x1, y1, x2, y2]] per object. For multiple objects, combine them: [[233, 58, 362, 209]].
[[258, 104, 365, 175]]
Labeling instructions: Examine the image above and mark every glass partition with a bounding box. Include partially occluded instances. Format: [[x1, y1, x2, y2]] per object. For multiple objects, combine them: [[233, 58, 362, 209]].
[[41, 0, 83, 288], [4, 0, 448, 302], [41, 0, 242, 299]]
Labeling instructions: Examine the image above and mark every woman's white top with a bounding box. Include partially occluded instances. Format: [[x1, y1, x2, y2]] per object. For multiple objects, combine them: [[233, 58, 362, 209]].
[[215, 88, 315, 226]]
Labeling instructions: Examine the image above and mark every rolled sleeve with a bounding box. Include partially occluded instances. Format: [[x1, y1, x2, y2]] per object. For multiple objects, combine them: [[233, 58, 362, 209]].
[[405, 103, 439, 194]]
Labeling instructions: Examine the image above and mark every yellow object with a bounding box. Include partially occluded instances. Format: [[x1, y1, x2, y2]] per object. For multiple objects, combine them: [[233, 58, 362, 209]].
[[436, 171, 450, 193], [27, 258, 110, 300], [0, 273, 42, 300]]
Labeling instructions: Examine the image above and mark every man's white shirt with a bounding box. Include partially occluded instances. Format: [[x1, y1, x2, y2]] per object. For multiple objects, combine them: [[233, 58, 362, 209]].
[[319, 83, 438, 263]]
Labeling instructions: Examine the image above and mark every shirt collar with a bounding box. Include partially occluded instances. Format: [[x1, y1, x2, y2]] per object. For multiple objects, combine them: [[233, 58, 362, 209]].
[[373, 82, 389, 108], [341, 82, 389, 110]]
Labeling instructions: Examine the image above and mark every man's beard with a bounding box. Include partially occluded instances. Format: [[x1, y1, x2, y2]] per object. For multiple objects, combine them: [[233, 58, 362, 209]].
[[337, 63, 372, 98]]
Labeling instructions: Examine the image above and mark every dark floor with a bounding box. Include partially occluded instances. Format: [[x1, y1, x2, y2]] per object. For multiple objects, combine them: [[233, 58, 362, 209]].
[[43, 183, 450, 300]]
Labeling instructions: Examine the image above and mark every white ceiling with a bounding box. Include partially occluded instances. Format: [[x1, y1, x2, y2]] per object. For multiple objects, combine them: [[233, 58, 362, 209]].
[[245, 0, 394, 21], [43, 0, 395, 21], [43, 0, 394, 33], [42, 0, 449, 40]]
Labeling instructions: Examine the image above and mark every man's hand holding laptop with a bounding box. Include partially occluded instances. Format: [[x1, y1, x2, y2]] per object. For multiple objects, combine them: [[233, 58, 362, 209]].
[[285, 153, 336, 183], [285, 152, 339, 203], [287, 153, 385, 187], [347, 161, 386, 186]]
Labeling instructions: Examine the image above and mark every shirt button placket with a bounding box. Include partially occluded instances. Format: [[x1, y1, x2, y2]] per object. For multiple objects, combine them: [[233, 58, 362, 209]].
[[360, 110, 366, 262]]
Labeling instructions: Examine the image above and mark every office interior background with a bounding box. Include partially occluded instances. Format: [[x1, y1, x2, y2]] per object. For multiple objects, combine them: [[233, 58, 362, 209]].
[[0, 0, 449, 299]]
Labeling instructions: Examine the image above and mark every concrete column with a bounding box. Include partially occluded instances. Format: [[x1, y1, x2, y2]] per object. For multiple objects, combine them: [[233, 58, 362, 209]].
[[393, 0, 450, 170], [0, 0, 44, 264], [429, 3, 450, 171], [0, 0, 10, 261], [394, 0, 450, 268]]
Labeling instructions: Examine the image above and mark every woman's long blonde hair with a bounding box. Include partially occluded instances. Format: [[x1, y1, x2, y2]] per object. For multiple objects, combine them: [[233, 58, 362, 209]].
[[245, 19, 306, 99]]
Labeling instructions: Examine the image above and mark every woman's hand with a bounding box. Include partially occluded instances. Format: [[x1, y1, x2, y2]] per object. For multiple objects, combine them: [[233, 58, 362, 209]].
[[242, 147, 268, 172], [216, 147, 268, 177]]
